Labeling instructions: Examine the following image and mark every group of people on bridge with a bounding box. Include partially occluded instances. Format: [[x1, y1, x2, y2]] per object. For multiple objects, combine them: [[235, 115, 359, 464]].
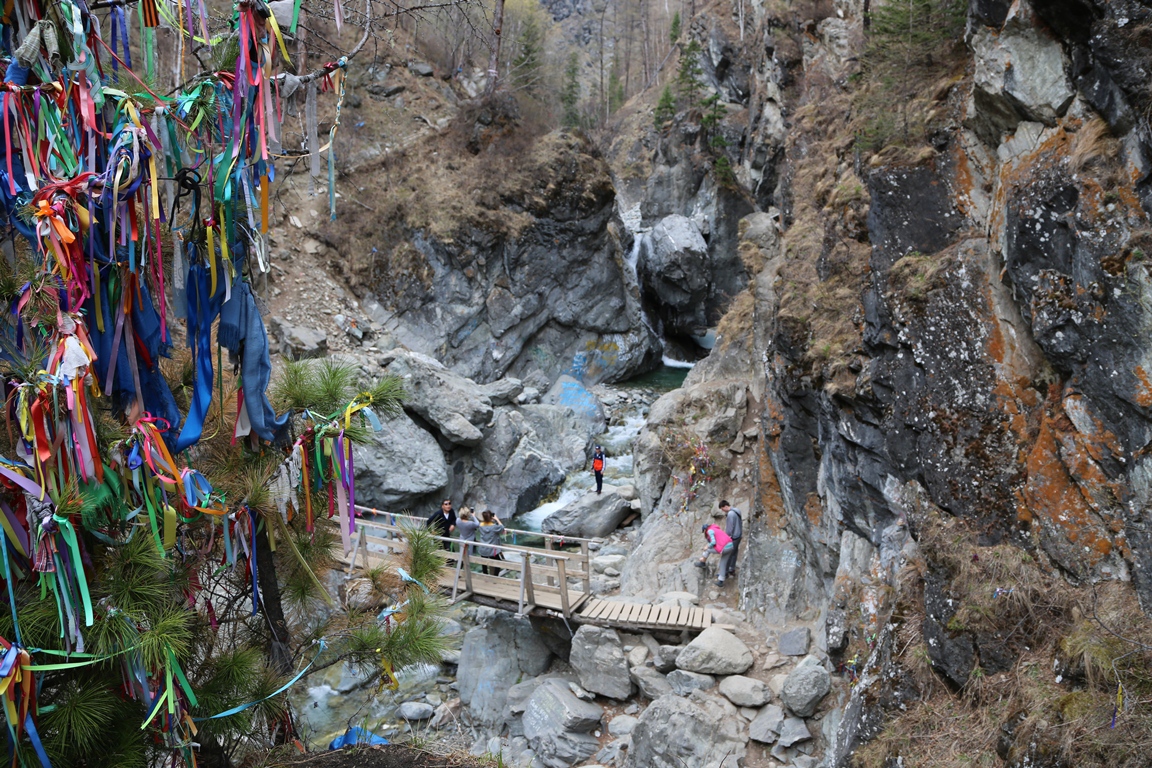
[[425, 499, 508, 575]]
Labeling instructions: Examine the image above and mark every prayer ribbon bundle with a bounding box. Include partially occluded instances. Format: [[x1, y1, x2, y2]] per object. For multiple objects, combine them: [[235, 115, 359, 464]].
[[0, 0, 358, 762]]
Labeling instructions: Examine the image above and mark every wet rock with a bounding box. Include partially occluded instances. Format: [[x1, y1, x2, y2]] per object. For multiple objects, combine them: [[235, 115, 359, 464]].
[[780, 658, 831, 717], [522, 679, 604, 768], [717, 675, 771, 707], [457, 611, 553, 726], [667, 669, 715, 695], [353, 411, 448, 509], [675, 627, 754, 675], [542, 489, 632, 538], [570, 626, 635, 700], [748, 704, 786, 743], [623, 694, 746, 768], [777, 627, 811, 657]]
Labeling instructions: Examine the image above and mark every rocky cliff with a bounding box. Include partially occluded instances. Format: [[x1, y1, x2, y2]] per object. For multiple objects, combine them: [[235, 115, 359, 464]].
[[605, 0, 1152, 765]]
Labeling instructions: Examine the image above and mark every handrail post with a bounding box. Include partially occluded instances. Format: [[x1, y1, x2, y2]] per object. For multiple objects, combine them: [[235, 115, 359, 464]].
[[544, 538, 555, 587], [461, 544, 473, 599], [557, 557, 570, 617], [523, 556, 535, 612], [517, 554, 527, 614], [451, 539, 464, 602], [580, 541, 590, 594]]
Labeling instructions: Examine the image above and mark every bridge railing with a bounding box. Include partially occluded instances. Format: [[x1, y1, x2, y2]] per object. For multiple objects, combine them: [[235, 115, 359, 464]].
[[346, 516, 592, 617]]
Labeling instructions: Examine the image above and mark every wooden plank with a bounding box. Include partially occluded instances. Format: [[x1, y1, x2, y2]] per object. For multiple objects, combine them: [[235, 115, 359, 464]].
[[636, 604, 653, 626], [701, 608, 713, 627], [683, 607, 700, 629], [604, 601, 626, 622], [581, 600, 607, 619], [664, 604, 682, 627], [651, 605, 670, 627], [620, 603, 641, 624]]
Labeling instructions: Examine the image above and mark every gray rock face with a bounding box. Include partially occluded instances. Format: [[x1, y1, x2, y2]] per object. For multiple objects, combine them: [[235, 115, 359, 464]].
[[272, 319, 327, 360], [457, 611, 553, 726], [570, 626, 634, 700], [675, 627, 754, 675], [630, 666, 674, 699], [542, 489, 633, 538], [623, 694, 746, 768], [545, 376, 607, 430], [653, 646, 681, 673], [353, 411, 448, 509], [717, 675, 771, 707], [356, 136, 660, 386], [780, 660, 831, 718], [667, 669, 715, 695], [522, 679, 604, 768], [969, 4, 1074, 141], [777, 627, 811, 657], [748, 704, 786, 743], [399, 701, 434, 721], [408, 61, 434, 77], [382, 349, 493, 446]]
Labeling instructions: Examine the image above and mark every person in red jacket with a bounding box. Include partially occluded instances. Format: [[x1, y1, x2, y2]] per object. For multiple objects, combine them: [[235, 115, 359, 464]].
[[694, 523, 734, 587], [591, 445, 606, 494]]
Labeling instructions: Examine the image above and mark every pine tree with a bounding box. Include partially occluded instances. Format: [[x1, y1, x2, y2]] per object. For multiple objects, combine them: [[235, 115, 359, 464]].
[[511, 11, 544, 95], [561, 52, 582, 129], [670, 11, 682, 44], [676, 39, 704, 105], [654, 85, 676, 131]]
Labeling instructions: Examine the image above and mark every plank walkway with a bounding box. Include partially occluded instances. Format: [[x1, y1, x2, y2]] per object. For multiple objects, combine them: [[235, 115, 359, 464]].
[[339, 509, 712, 635]]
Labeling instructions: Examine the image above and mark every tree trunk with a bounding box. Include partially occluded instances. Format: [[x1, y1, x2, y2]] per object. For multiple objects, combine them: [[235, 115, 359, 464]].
[[254, 515, 293, 676], [484, 0, 505, 97]]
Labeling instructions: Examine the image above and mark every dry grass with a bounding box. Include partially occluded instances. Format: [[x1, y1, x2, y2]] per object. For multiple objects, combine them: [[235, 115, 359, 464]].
[[1069, 117, 1122, 177], [714, 289, 755, 352], [854, 509, 1152, 768]]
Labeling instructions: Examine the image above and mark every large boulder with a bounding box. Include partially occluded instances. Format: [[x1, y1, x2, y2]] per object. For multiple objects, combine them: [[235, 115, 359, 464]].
[[640, 215, 711, 336], [522, 679, 604, 768], [780, 657, 832, 718], [545, 376, 607, 431], [353, 411, 448, 509], [667, 669, 715, 696], [623, 694, 746, 768], [457, 611, 553, 726], [381, 349, 493, 446], [464, 403, 595, 514], [542, 489, 632, 538], [675, 627, 754, 676], [569, 626, 634, 700]]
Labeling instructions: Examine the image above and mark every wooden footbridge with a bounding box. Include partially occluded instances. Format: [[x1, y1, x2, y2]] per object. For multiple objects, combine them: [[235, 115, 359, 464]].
[[341, 508, 713, 635]]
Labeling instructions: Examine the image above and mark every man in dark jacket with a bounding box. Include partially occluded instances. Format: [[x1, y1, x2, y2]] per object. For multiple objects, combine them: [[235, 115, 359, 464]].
[[426, 499, 457, 549], [720, 500, 742, 579]]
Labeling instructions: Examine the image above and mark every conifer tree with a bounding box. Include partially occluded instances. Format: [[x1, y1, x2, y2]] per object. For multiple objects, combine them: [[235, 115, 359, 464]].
[[654, 85, 677, 131], [561, 52, 582, 128], [677, 39, 704, 105]]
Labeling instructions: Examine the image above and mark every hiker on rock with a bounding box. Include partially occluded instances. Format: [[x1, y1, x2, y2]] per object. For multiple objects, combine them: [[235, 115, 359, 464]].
[[591, 445, 606, 494], [720, 500, 742, 580], [456, 507, 479, 551], [426, 498, 457, 549], [695, 522, 735, 587], [477, 510, 506, 575]]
